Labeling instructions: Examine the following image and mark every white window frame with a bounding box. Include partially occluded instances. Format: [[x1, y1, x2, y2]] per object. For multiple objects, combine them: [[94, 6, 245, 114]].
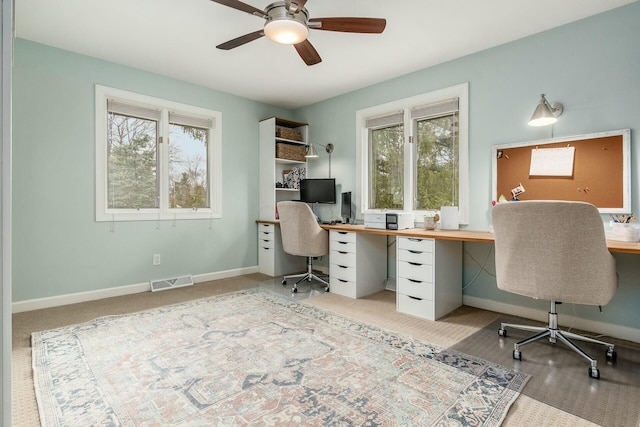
[[95, 85, 222, 221], [355, 83, 469, 224]]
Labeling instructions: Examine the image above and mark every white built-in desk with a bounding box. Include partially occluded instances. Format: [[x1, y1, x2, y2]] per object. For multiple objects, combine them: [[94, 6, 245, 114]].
[[317, 223, 640, 254], [257, 221, 640, 321]]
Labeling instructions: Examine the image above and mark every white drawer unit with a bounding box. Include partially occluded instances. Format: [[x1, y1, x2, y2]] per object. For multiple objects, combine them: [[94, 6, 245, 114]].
[[257, 223, 305, 276], [396, 237, 462, 321], [329, 230, 386, 299]]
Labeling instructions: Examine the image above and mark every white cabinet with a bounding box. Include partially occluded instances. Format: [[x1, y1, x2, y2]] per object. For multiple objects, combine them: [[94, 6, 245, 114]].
[[329, 230, 386, 298], [259, 117, 308, 221], [257, 223, 305, 276], [396, 237, 462, 321]]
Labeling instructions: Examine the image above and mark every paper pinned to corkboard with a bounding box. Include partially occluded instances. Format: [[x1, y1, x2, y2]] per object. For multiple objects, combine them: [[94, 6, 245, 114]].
[[529, 146, 575, 176]]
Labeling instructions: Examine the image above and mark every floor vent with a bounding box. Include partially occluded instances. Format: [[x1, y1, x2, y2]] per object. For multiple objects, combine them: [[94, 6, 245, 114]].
[[150, 275, 194, 292]]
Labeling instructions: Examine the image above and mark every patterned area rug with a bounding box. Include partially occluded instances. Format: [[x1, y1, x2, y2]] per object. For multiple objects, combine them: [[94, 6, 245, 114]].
[[32, 290, 529, 426]]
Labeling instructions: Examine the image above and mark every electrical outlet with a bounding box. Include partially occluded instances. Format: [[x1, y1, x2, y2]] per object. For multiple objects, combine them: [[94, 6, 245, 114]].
[[153, 254, 161, 265]]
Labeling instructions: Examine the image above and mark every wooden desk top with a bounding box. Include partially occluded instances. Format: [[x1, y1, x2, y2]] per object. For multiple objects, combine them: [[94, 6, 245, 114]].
[[256, 220, 640, 254]]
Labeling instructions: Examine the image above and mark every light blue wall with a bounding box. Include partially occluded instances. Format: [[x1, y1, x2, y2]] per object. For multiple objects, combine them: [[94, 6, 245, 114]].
[[295, 3, 640, 329], [12, 38, 291, 301], [12, 4, 640, 331]]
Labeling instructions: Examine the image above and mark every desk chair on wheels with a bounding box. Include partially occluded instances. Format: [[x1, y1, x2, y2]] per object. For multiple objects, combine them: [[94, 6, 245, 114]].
[[492, 200, 618, 379], [277, 201, 330, 294]]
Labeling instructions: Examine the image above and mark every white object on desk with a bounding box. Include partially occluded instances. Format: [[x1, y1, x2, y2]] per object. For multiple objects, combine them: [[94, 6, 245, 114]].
[[364, 212, 386, 229], [386, 212, 414, 230], [439, 206, 460, 230], [606, 222, 640, 242]]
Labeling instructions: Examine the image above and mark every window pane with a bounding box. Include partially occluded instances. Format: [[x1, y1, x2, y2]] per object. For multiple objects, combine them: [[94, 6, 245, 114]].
[[168, 124, 209, 209], [107, 112, 158, 209], [369, 124, 404, 209], [415, 113, 459, 210]]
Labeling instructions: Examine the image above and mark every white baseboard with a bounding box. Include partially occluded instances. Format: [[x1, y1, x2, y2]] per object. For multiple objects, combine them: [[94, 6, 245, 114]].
[[12, 266, 260, 314], [463, 295, 640, 344]]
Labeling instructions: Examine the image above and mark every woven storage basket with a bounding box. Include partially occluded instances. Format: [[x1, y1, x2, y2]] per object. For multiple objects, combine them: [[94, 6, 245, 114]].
[[276, 127, 302, 141], [276, 143, 306, 162]]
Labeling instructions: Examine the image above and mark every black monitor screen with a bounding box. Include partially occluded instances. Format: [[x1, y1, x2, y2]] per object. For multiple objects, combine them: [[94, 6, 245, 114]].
[[341, 192, 352, 218], [300, 179, 336, 204]]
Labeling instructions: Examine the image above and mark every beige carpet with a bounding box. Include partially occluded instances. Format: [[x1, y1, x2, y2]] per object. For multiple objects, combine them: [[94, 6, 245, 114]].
[[13, 274, 604, 426]]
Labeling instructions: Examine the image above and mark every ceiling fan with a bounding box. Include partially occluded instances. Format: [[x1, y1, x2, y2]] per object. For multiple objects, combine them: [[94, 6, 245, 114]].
[[211, 0, 387, 66]]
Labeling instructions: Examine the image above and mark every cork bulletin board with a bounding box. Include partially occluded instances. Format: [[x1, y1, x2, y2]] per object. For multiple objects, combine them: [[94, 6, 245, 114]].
[[491, 129, 631, 213]]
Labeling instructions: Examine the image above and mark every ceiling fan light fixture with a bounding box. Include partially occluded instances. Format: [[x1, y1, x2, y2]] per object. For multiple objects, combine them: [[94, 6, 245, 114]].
[[264, 19, 308, 44]]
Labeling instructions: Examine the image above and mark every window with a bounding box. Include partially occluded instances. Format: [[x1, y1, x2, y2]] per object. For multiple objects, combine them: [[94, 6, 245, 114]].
[[96, 86, 221, 221], [356, 83, 469, 223]]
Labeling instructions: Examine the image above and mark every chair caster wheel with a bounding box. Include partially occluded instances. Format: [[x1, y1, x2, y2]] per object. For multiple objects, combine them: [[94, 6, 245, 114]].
[[589, 367, 600, 379], [498, 328, 507, 337], [291, 288, 298, 293], [513, 350, 521, 361], [281, 280, 287, 286], [606, 349, 617, 363]]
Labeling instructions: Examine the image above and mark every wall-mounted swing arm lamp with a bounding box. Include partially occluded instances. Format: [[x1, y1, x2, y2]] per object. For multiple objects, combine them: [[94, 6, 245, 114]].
[[305, 143, 334, 177], [305, 142, 333, 158], [528, 94, 563, 127]]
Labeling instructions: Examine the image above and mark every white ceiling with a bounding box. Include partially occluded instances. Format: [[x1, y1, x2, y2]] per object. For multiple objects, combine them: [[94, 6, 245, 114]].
[[16, 0, 636, 109]]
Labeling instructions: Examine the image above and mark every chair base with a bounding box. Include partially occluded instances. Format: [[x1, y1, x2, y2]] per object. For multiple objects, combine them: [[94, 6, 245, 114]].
[[498, 301, 616, 379], [282, 256, 329, 293]]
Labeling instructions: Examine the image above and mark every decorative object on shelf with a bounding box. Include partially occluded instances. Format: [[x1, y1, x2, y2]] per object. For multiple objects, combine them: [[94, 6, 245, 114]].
[[528, 94, 563, 126], [276, 142, 306, 161], [284, 167, 305, 189], [276, 127, 302, 141]]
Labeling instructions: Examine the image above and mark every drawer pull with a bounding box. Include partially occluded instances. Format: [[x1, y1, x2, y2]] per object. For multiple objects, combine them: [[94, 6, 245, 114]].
[[408, 262, 422, 266], [408, 295, 423, 301], [262, 232, 270, 235], [408, 278, 422, 283], [261, 239, 269, 242], [338, 231, 348, 235], [337, 278, 348, 283], [408, 238, 423, 242], [338, 251, 348, 254], [338, 265, 348, 269], [262, 247, 270, 251], [408, 250, 423, 254], [338, 241, 348, 245]]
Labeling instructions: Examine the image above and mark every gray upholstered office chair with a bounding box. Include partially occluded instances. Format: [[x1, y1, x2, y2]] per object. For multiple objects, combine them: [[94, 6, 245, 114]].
[[277, 201, 330, 293], [492, 200, 618, 379]]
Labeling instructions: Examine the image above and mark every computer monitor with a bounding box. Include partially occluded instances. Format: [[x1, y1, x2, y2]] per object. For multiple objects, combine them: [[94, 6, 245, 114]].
[[341, 191, 352, 223], [300, 178, 336, 204]]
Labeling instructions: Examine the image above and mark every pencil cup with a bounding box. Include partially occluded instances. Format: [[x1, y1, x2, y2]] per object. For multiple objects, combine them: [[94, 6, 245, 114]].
[[606, 222, 640, 242]]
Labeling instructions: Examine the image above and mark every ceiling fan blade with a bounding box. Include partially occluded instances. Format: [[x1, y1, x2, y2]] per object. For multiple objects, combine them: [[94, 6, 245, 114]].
[[308, 17, 386, 34], [210, 0, 267, 18], [285, 0, 307, 13], [294, 40, 322, 66], [216, 30, 265, 50]]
